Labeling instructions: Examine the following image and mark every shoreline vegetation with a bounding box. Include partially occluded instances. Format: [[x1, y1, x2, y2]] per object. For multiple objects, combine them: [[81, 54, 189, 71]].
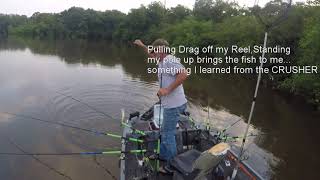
[[0, 0, 319, 108]]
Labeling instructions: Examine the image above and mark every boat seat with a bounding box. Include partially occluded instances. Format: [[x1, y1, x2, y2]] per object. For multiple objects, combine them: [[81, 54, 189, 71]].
[[172, 143, 230, 180], [171, 149, 202, 175]]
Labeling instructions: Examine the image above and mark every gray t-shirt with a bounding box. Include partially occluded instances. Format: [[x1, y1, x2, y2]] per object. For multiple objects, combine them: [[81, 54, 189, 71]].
[[158, 55, 187, 108]]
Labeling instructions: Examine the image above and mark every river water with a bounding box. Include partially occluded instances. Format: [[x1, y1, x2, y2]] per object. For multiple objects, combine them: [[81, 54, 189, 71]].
[[0, 38, 319, 180]]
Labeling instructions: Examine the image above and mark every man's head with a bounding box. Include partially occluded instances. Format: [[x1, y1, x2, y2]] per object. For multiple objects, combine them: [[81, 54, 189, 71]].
[[152, 38, 169, 47], [151, 38, 169, 60]]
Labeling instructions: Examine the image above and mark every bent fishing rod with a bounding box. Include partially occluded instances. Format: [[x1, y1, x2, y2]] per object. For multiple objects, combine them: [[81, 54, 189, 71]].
[[231, 0, 292, 179], [3, 112, 143, 143]]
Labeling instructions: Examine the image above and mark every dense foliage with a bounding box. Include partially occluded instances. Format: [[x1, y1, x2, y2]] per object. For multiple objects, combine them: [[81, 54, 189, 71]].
[[0, 0, 319, 106]]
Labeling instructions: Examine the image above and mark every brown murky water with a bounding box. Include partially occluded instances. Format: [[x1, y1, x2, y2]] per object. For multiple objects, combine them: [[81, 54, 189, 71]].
[[0, 37, 319, 180]]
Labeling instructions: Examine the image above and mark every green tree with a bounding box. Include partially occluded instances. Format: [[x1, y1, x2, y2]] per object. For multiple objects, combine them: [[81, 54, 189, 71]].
[[194, 0, 240, 22], [166, 5, 192, 23], [161, 16, 215, 47], [60, 7, 88, 38], [280, 7, 320, 105], [0, 16, 9, 37]]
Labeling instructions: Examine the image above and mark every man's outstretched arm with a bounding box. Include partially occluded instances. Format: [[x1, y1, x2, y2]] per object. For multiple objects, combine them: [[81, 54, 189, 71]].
[[133, 39, 154, 58]]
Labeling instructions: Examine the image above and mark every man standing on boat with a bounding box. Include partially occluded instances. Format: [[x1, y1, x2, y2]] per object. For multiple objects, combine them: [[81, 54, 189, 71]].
[[134, 38, 188, 173]]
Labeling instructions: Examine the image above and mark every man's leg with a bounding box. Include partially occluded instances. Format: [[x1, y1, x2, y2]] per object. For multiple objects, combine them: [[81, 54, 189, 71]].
[[159, 103, 187, 163], [159, 107, 179, 162]]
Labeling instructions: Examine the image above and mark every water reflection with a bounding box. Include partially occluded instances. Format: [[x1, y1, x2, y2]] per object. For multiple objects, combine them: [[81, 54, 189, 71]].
[[0, 37, 319, 180]]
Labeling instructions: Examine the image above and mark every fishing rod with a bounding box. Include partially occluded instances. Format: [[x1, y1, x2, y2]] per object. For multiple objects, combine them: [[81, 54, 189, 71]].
[[187, 113, 242, 136], [121, 122, 146, 136], [158, 71, 163, 130], [156, 72, 163, 172], [3, 112, 143, 143], [120, 109, 146, 136], [186, 112, 257, 142], [205, 99, 210, 130], [184, 98, 242, 133], [215, 118, 242, 139], [0, 149, 151, 156], [221, 119, 242, 133], [231, 31, 268, 180], [231, 1, 292, 179], [219, 133, 263, 142]]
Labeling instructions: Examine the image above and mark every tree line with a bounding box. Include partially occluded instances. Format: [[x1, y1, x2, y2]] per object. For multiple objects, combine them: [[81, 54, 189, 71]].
[[0, 0, 319, 107]]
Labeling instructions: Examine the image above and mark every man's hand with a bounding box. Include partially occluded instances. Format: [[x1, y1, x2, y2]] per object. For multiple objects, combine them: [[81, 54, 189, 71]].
[[157, 88, 170, 97], [133, 39, 145, 47], [134, 39, 154, 58]]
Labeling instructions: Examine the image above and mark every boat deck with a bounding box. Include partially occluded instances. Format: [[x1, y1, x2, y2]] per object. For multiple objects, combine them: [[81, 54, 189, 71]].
[[121, 113, 263, 180]]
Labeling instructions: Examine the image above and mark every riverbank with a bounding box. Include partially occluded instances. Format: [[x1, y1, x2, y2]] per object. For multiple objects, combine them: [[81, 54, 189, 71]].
[[1, 2, 319, 107], [1, 35, 319, 109]]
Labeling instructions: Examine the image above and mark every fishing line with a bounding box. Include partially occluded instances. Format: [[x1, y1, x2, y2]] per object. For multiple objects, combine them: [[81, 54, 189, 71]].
[[188, 101, 242, 134], [2, 90, 130, 179], [55, 91, 116, 121], [56, 90, 145, 137], [222, 119, 242, 132], [4, 136, 73, 180], [2, 112, 143, 143], [216, 118, 242, 139], [186, 104, 242, 133], [93, 155, 117, 180]]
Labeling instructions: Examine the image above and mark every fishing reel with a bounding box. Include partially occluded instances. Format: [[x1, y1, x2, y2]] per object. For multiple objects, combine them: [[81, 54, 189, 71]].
[[129, 111, 140, 120], [119, 152, 126, 160], [214, 130, 229, 143]]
